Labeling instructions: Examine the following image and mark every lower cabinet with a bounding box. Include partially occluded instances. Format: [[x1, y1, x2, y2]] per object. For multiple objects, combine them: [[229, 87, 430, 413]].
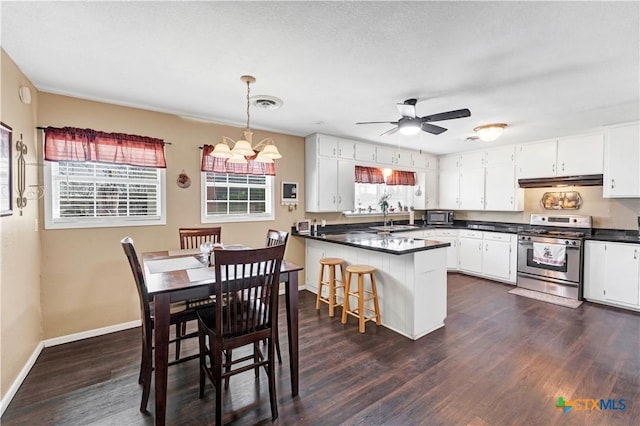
[[425, 229, 516, 283], [458, 230, 483, 274], [425, 229, 459, 270], [584, 241, 640, 310]]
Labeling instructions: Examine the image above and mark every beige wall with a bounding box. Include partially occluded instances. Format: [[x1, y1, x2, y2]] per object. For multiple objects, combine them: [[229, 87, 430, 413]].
[[37, 93, 306, 339], [1, 50, 42, 400]]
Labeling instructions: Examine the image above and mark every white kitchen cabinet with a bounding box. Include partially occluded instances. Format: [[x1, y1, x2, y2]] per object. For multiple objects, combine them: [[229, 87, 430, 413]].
[[439, 153, 460, 170], [376, 145, 397, 165], [438, 168, 460, 210], [584, 241, 640, 311], [482, 232, 516, 283], [314, 134, 355, 159], [517, 133, 604, 179], [354, 142, 377, 163], [459, 150, 485, 169], [517, 139, 557, 178], [425, 169, 439, 209], [305, 134, 356, 212], [603, 123, 640, 198], [425, 153, 438, 171], [396, 148, 413, 167], [556, 133, 603, 176], [458, 167, 485, 210], [485, 145, 515, 167], [432, 229, 458, 270], [485, 164, 521, 211], [458, 230, 483, 274]]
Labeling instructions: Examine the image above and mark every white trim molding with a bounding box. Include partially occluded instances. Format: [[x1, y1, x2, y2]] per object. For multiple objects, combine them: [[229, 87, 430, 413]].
[[1, 342, 44, 417], [43, 320, 141, 347]]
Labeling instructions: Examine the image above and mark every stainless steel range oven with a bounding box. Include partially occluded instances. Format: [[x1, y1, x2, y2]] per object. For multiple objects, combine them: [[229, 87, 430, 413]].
[[517, 214, 592, 300]]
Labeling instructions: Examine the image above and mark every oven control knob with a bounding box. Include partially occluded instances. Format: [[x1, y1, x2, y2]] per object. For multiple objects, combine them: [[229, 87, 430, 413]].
[[565, 240, 569, 245]]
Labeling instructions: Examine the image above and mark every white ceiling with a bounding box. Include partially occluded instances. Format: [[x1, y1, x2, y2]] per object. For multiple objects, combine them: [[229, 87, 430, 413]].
[[1, 1, 639, 155]]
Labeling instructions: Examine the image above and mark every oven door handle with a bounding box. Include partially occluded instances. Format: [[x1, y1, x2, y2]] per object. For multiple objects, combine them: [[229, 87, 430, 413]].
[[518, 241, 580, 250]]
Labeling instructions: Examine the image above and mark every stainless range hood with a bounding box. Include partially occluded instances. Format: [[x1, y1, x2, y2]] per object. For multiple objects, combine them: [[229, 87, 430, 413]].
[[518, 174, 604, 188]]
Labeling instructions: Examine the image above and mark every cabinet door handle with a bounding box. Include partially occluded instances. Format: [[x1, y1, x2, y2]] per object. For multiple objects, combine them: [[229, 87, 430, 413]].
[[333, 196, 336, 204], [478, 242, 482, 251], [338, 196, 342, 204], [485, 244, 488, 251], [480, 196, 484, 205], [634, 249, 637, 260], [552, 164, 555, 173], [611, 179, 615, 189], [333, 148, 336, 156], [510, 196, 513, 205], [561, 162, 565, 172], [338, 148, 342, 156]]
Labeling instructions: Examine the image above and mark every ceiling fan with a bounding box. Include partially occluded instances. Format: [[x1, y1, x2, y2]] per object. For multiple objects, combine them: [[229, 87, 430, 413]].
[[356, 98, 471, 136]]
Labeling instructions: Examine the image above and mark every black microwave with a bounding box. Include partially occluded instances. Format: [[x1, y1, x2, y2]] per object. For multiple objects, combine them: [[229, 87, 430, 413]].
[[426, 210, 454, 226]]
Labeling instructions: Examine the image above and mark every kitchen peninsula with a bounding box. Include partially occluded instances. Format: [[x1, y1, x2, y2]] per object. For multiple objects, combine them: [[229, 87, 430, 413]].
[[298, 229, 450, 340]]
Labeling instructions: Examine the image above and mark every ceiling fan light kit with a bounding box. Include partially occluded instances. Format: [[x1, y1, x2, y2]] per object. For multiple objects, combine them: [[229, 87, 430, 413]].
[[474, 123, 507, 142], [356, 98, 471, 137], [210, 75, 282, 164]]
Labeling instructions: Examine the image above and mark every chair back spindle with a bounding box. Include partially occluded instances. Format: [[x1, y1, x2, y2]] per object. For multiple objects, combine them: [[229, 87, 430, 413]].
[[179, 227, 222, 249]]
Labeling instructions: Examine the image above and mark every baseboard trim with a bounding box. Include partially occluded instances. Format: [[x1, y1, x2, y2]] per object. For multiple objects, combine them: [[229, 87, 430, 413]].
[[0, 341, 44, 417], [43, 320, 141, 347]]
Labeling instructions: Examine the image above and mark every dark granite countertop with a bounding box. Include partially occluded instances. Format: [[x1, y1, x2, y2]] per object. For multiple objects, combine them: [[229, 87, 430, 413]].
[[587, 229, 640, 243], [297, 232, 450, 255], [293, 221, 640, 245]]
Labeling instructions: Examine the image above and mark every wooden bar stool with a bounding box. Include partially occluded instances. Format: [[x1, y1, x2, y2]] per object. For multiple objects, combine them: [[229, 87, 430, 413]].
[[341, 264, 381, 333], [316, 258, 346, 317]]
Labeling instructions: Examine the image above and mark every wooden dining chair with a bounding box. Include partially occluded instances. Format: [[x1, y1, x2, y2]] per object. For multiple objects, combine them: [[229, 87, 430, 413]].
[[121, 236, 206, 412], [265, 229, 289, 362], [179, 227, 222, 249], [197, 244, 286, 424]]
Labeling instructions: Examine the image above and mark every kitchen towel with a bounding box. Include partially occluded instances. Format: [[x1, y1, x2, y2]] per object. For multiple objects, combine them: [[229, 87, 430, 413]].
[[532, 242, 566, 266]]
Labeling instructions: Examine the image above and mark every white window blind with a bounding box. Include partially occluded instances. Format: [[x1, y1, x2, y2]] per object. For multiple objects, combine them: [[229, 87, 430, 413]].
[[201, 172, 274, 223], [45, 161, 166, 229]]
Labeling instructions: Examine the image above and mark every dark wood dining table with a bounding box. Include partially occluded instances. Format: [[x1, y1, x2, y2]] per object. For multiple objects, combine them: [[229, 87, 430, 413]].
[[142, 248, 303, 426]]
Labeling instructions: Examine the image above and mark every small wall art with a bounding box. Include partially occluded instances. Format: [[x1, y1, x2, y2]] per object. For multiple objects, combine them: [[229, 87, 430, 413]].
[[540, 191, 582, 210]]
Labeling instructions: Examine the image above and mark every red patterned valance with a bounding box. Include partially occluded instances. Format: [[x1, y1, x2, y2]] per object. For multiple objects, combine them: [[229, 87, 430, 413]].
[[44, 127, 166, 168], [201, 145, 275, 176], [354, 166, 384, 184], [385, 170, 416, 186]]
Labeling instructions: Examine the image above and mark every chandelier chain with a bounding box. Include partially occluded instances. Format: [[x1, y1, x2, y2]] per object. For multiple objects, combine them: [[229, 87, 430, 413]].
[[246, 80, 251, 130]]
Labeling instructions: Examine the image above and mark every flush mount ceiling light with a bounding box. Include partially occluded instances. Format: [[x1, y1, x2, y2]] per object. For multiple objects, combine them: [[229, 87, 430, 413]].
[[474, 123, 507, 142], [398, 119, 421, 135], [210, 75, 282, 163]]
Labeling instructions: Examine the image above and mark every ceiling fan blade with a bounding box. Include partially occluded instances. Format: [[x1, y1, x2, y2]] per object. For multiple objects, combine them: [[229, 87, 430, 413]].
[[380, 127, 399, 137], [421, 108, 471, 122], [421, 123, 448, 135], [396, 103, 416, 118], [356, 121, 398, 125]]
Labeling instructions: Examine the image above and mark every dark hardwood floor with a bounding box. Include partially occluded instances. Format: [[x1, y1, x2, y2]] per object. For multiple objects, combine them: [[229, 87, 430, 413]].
[[3, 273, 639, 425]]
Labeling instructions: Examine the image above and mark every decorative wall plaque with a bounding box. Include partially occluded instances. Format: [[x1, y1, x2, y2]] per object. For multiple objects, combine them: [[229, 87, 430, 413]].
[[540, 191, 582, 210]]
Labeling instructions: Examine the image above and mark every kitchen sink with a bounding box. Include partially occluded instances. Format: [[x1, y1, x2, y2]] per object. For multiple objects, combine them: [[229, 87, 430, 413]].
[[368, 224, 419, 232]]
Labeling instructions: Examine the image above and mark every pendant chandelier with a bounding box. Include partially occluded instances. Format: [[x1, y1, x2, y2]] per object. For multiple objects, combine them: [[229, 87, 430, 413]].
[[210, 75, 282, 163]]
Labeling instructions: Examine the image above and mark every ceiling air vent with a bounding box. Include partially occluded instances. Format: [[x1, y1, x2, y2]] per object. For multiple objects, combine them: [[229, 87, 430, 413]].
[[250, 95, 283, 110]]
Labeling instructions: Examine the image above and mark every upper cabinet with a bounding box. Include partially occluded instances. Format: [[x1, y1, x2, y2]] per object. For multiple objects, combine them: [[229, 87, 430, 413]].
[[316, 134, 354, 159], [438, 147, 522, 212], [603, 122, 640, 198], [305, 134, 355, 212], [354, 142, 377, 163], [517, 133, 604, 179]]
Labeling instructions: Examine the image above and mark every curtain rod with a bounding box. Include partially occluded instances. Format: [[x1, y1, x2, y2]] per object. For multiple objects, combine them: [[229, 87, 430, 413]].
[[35, 127, 173, 145]]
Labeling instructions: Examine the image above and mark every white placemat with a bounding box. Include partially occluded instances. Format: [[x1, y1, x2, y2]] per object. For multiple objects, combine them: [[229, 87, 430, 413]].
[[146, 257, 204, 274], [187, 267, 216, 282], [167, 248, 201, 256]]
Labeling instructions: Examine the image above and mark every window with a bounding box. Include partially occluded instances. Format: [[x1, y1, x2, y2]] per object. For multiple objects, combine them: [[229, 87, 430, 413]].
[[44, 161, 166, 229], [354, 183, 415, 213], [201, 172, 274, 223]]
